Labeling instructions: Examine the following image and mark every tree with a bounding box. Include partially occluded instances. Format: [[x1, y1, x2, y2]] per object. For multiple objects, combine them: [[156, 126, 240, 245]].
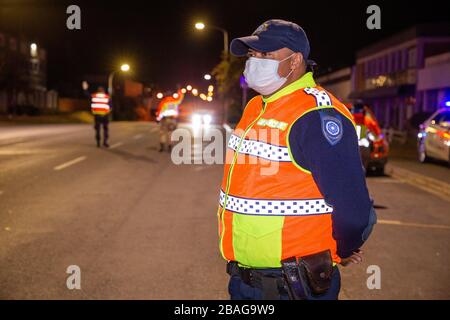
[[211, 53, 246, 124]]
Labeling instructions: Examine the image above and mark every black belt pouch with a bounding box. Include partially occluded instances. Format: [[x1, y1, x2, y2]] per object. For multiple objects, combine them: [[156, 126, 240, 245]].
[[298, 249, 334, 295]]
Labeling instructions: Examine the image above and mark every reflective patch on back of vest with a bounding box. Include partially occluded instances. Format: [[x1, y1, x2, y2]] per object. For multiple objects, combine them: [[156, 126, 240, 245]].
[[319, 111, 343, 146]]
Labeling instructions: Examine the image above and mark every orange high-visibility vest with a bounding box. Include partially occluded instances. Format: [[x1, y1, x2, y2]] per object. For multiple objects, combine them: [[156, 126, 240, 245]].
[[91, 92, 111, 116], [217, 72, 355, 268], [157, 90, 184, 121]]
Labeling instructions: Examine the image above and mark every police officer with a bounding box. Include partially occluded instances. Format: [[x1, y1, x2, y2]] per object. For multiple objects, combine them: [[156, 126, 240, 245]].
[[218, 20, 377, 300], [91, 86, 110, 148], [156, 91, 183, 152]]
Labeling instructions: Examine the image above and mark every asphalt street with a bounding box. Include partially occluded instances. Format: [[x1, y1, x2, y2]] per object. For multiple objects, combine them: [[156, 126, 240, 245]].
[[0, 122, 449, 299]]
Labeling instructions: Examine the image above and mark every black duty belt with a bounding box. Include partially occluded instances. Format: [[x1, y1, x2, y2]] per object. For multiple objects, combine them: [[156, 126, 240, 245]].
[[226, 261, 286, 299]]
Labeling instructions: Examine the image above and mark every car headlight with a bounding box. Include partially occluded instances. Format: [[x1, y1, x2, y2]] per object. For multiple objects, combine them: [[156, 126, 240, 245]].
[[203, 114, 212, 125], [192, 114, 202, 127]]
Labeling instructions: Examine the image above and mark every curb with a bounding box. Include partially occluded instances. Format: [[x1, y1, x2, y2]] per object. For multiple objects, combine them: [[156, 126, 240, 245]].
[[385, 163, 450, 202]]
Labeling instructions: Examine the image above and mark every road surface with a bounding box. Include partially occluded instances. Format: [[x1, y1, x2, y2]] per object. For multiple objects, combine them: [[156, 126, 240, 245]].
[[0, 122, 449, 299]]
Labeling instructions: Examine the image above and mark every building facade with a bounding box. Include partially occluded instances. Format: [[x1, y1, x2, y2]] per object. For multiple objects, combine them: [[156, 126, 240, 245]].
[[417, 52, 450, 112], [350, 23, 450, 130], [316, 67, 353, 103], [0, 31, 57, 115]]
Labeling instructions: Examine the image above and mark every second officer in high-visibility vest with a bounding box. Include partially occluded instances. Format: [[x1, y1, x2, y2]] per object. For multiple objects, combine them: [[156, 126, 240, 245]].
[[91, 87, 111, 148], [156, 90, 184, 152], [218, 19, 377, 300]]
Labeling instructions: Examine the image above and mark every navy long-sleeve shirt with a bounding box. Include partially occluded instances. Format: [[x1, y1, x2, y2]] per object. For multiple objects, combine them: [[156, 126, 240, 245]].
[[288, 107, 376, 258]]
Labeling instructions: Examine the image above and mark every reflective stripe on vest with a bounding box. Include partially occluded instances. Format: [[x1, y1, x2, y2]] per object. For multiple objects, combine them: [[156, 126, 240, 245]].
[[228, 134, 291, 162], [91, 93, 110, 115], [219, 190, 333, 216]]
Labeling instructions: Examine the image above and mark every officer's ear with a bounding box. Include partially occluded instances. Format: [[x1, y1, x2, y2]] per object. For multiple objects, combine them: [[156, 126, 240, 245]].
[[292, 52, 303, 70]]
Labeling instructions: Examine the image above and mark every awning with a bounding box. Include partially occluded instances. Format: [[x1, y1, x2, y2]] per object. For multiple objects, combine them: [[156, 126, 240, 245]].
[[349, 84, 415, 100]]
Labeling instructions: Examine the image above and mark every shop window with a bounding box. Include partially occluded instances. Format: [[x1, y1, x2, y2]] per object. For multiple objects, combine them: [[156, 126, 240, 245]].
[[408, 47, 417, 68]]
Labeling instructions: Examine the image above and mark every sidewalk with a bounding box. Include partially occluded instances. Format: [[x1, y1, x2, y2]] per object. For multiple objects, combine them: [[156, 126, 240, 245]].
[[386, 139, 450, 201], [0, 111, 93, 126]]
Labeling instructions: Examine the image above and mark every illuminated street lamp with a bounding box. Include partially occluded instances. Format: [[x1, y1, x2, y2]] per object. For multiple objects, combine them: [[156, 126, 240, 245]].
[[195, 22, 205, 30], [194, 22, 229, 56], [207, 96, 213, 102], [208, 85, 214, 92], [173, 93, 179, 99], [186, 85, 192, 91], [192, 88, 198, 96], [200, 93, 207, 100], [204, 74, 212, 81], [108, 63, 131, 120], [108, 63, 131, 96], [30, 43, 38, 57], [156, 92, 164, 99], [120, 63, 130, 72], [181, 88, 187, 94]]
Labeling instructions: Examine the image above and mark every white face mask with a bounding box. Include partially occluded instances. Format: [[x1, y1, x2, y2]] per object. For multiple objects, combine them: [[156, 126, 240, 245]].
[[243, 53, 295, 96]]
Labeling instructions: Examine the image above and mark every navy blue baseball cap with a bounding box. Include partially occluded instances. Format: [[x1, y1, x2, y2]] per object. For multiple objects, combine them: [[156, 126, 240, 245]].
[[230, 19, 314, 64]]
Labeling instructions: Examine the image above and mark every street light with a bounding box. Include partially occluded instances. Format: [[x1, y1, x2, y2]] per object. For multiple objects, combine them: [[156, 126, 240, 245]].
[[195, 21, 229, 124], [194, 22, 229, 56], [186, 85, 192, 91], [204, 74, 212, 80], [30, 43, 38, 57], [108, 63, 131, 120], [108, 63, 131, 96], [195, 22, 205, 30], [157, 92, 164, 99]]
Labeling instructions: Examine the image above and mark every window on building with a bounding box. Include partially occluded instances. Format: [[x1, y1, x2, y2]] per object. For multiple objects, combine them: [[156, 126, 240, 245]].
[[390, 52, 396, 72], [384, 55, 388, 74], [31, 60, 40, 74], [408, 47, 417, 68], [395, 51, 401, 71], [378, 57, 383, 75]]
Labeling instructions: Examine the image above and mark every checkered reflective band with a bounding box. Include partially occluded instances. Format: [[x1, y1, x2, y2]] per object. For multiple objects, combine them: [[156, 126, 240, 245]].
[[228, 134, 291, 162], [219, 190, 333, 216], [304, 87, 332, 106]]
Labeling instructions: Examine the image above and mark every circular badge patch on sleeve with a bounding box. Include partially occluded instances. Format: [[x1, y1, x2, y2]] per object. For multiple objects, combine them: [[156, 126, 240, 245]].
[[320, 114, 343, 145]]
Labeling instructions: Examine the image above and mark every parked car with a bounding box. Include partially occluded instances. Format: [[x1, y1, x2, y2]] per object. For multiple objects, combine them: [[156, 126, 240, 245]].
[[417, 108, 450, 165], [347, 103, 389, 175]]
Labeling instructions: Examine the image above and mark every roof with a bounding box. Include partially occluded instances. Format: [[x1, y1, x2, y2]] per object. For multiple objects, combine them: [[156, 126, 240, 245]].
[[356, 23, 450, 59]]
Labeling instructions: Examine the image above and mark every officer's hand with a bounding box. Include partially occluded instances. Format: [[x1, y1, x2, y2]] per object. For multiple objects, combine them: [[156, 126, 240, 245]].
[[339, 250, 363, 267]]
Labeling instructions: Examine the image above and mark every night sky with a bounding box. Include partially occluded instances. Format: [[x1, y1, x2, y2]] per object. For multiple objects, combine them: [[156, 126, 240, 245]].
[[0, 0, 448, 92]]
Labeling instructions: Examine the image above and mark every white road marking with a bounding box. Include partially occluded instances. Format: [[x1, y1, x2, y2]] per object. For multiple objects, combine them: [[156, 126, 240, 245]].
[[54, 156, 87, 171], [133, 134, 144, 140], [110, 142, 123, 149], [378, 219, 450, 230], [372, 179, 403, 184]]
